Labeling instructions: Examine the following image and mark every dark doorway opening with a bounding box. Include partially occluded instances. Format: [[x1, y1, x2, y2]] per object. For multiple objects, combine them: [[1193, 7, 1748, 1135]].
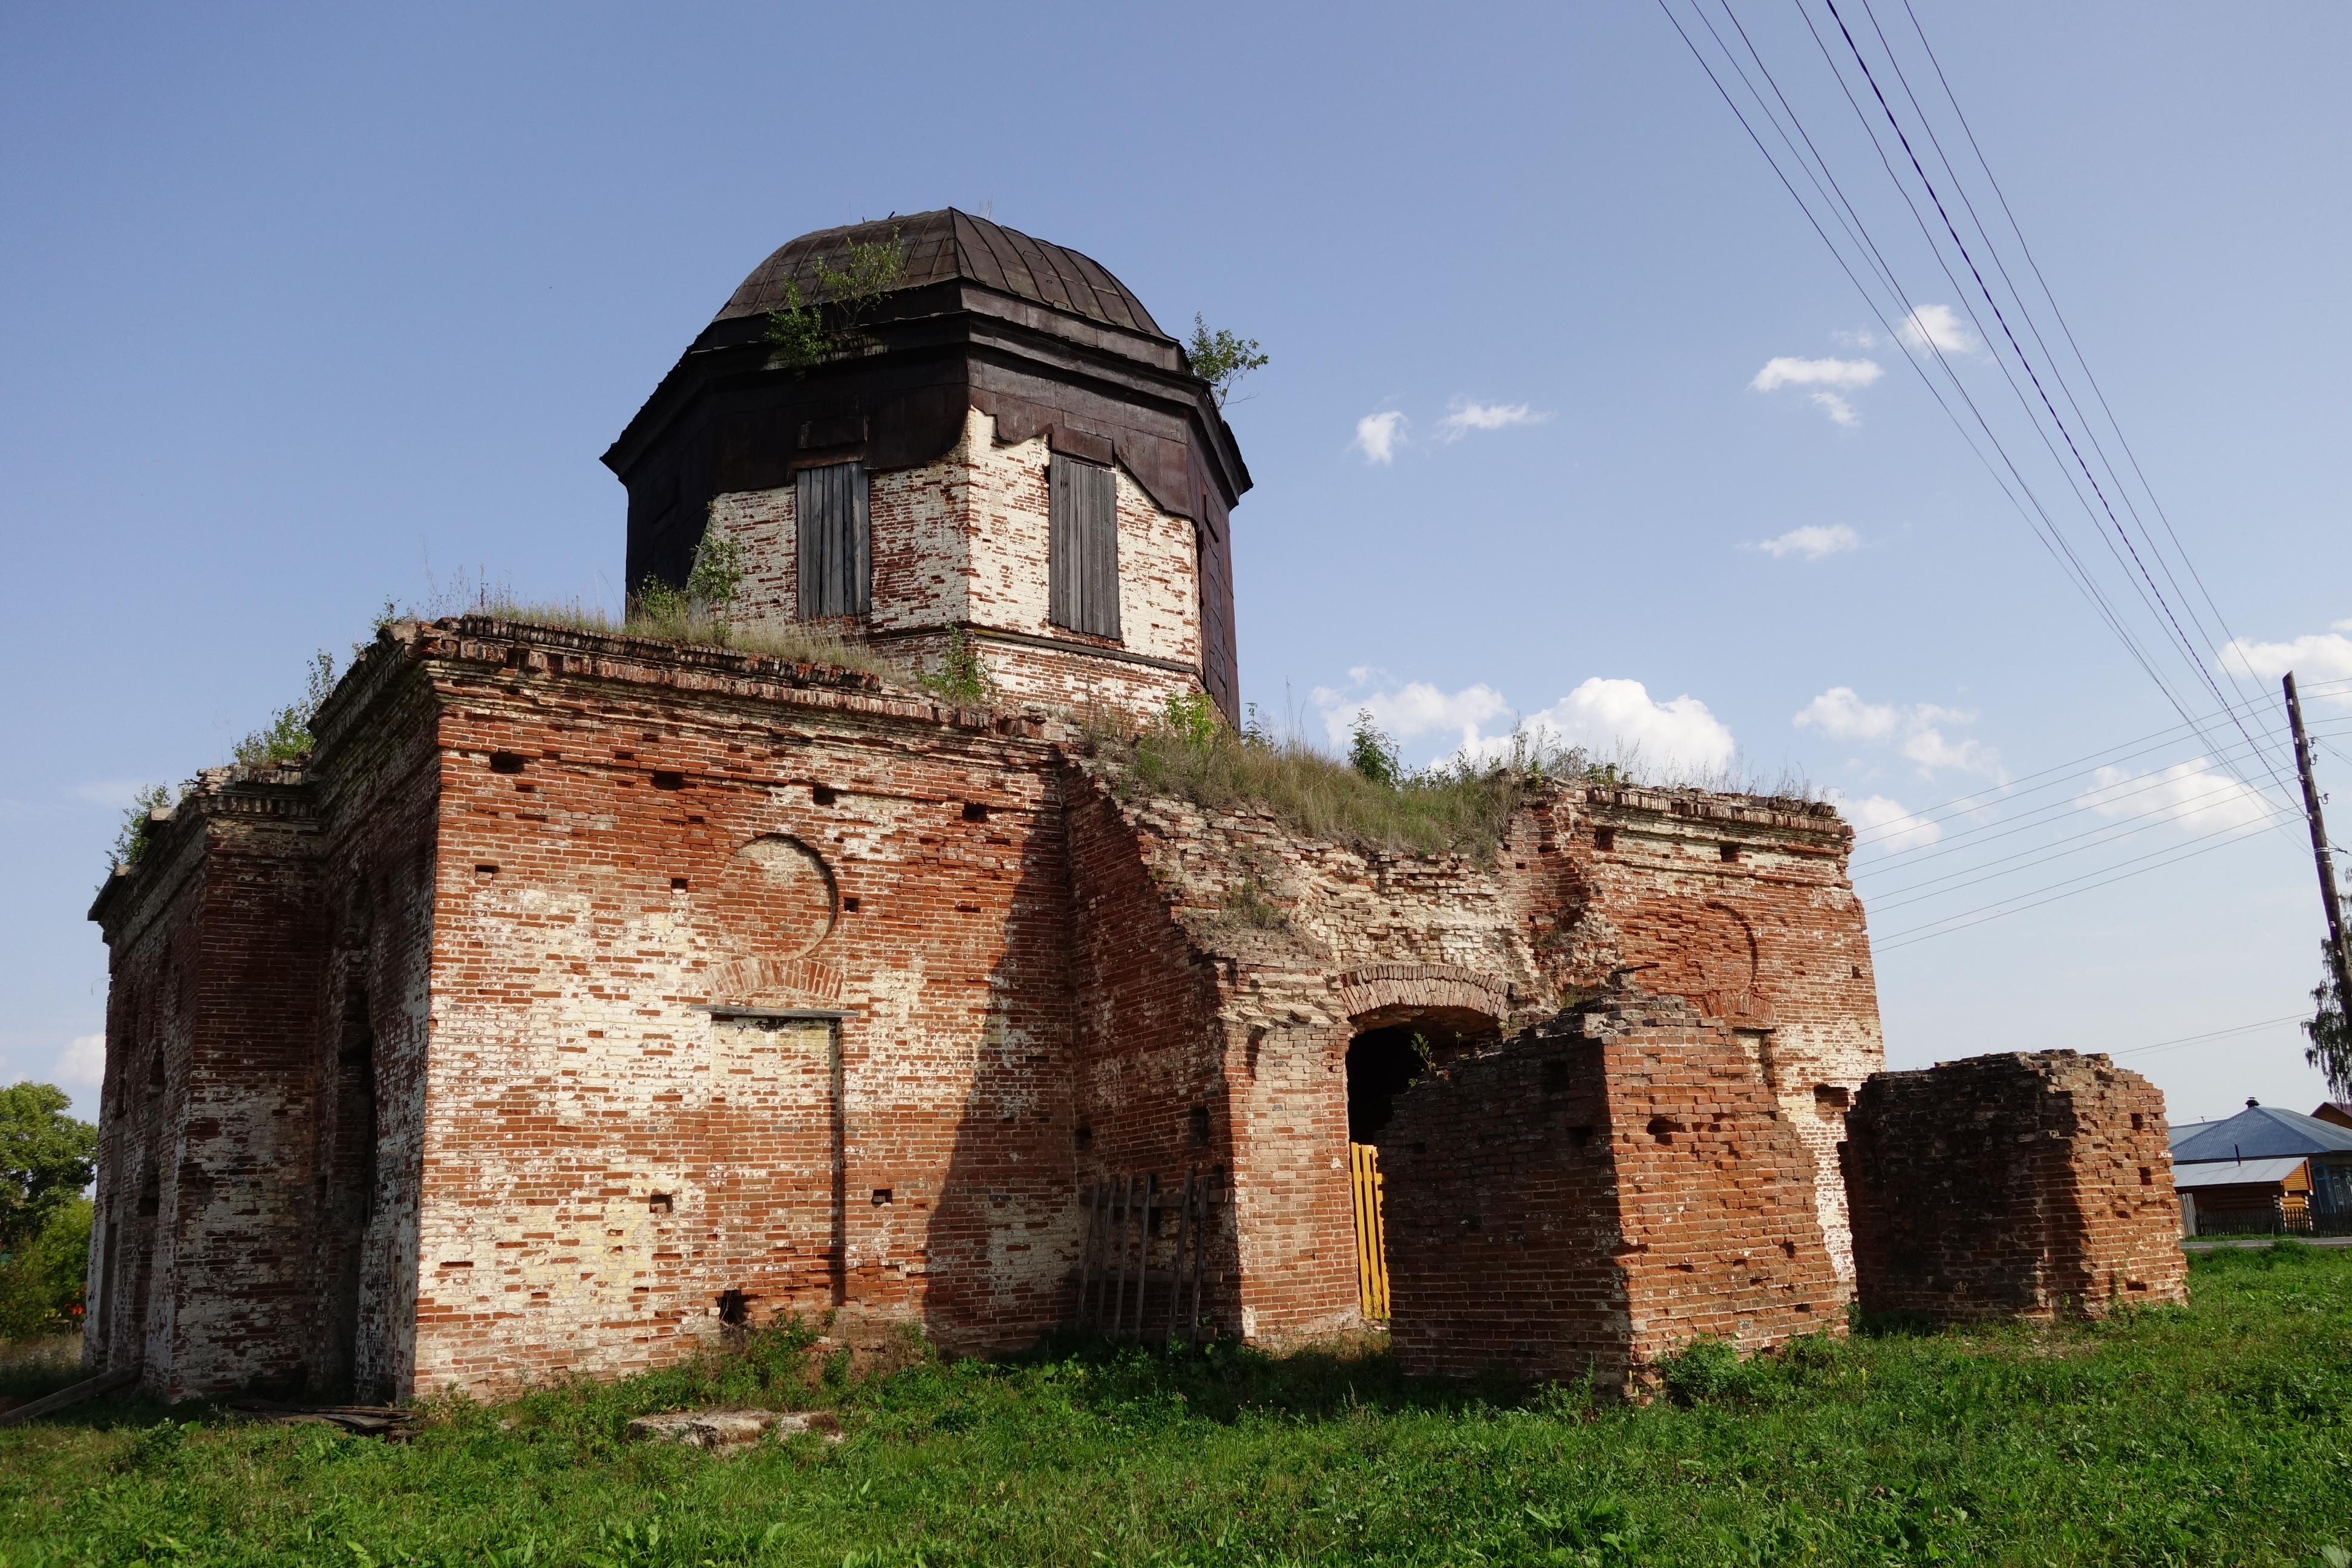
[[1342, 1014, 1496, 1324], [1345, 1016, 1500, 1145], [1345, 1027, 1425, 1146], [321, 986, 378, 1397]]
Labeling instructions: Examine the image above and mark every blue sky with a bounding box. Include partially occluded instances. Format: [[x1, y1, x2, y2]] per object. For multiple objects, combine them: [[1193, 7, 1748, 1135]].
[[4, 2, 2347, 1128]]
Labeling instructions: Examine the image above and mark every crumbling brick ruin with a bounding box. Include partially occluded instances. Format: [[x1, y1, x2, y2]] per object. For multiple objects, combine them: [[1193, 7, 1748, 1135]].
[[1382, 990, 1844, 1391], [83, 209, 1897, 1400], [1841, 1051, 2187, 1322]]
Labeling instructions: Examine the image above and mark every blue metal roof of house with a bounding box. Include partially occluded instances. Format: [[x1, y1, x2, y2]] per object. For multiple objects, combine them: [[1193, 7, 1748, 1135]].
[[2171, 1103, 2352, 1165], [2168, 1119, 2221, 1150]]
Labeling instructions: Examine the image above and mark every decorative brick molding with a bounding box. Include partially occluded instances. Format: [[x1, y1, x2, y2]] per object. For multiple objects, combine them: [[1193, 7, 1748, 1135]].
[[703, 956, 849, 1009], [1331, 964, 1509, 1030]]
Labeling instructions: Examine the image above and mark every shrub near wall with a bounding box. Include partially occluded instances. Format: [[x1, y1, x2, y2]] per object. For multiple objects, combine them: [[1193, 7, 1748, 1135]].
[[0, 1199, 91, 1341]]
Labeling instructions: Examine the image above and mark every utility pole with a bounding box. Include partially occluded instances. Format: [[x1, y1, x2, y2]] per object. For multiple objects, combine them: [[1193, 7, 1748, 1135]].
[[2284, 671, 2352, 1018]]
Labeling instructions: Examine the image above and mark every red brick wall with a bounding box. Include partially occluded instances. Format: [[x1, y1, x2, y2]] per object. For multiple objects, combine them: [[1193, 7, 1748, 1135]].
[[297, 664, 445, 1401], [1841, 1051, 2187, 1322], [1061, 775, 1236, 1336], [87, 769, 326, 1399], [1071, 773, 1884, 1342], [90, 618, 1888, 1397], [1381, 1024, 1627, 1383], [1384, 991, 1841, 1391], [1564, 791, 1882, 1285], [386, 619, 1084, 1387]]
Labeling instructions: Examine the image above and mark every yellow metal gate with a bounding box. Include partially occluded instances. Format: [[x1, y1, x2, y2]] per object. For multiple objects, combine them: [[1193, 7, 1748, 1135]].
[[1348, 1142, 1390, 1320]]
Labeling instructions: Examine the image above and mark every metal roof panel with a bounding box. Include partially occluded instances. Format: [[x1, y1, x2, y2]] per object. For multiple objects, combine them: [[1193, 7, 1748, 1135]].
[[2174, 1155, 2311, 1189], [2170, 1104, 2352, 1163]]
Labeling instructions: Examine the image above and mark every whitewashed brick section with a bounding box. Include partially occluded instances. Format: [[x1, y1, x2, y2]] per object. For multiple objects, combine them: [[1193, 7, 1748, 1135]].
[[711, 408, 1202, 718]]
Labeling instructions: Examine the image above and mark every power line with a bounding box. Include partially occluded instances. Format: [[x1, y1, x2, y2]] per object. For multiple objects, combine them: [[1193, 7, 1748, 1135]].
[[1887, 0, 2275, 742], [1857, 0, 2252, 714], [1659, 0, 2198, 719], [1855, 722, 2311, 870], [1803, 0, 2301, 815], [2111, 1013, 2311, 1060], [1852, 727, 2271, 860], [1661, 0, 2308, 856], [1863, 772, 2285, 908], [1873, 815, 2282, 950], [1844, 689, 2346, 855]]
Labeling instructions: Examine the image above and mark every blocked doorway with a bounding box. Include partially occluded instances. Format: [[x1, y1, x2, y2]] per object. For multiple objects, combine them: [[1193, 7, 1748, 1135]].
[[705, 1010, 844, 1321]]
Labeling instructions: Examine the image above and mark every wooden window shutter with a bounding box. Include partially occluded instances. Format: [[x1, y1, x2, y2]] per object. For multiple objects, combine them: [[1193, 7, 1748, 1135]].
[[1049, 457, 1120, 639], [795, 462, 871, 619]]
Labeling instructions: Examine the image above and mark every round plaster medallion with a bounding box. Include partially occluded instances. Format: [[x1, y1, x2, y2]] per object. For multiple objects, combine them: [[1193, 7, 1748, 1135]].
[[727, 834, 837, 956]]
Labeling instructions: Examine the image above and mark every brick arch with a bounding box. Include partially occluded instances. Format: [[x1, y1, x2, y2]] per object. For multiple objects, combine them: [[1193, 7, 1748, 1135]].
[[704, 955, 849, 1010], [1333, 964, 1509, 1034]]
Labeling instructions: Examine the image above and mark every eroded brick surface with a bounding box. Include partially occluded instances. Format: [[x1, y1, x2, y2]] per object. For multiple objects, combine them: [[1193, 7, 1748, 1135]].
[[1382, 991, 1843, 1391], [87, 621, 1887, 1397], [713, 410, 1201, 717], [84, 769, 325, 1399], [1841, 1051, 2187, 1322], [1074, 775, 1885, 1341]]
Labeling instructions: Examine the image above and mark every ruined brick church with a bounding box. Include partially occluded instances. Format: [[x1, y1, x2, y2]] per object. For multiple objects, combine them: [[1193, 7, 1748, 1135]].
[[86, 211, 2168, 1405]]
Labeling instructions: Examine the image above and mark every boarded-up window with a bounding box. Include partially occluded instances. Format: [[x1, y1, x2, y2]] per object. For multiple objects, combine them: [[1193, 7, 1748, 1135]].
[[1049, 457, 1120, 639], [796, 462, 870, 618]]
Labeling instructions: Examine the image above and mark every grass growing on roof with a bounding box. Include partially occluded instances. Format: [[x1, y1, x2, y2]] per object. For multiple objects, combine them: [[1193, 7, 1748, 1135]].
[[459, 595, 904, 682], [1088, 696, 1610, 864], [387, 562, 906, 685], [2, 1243, 2349, 1564]]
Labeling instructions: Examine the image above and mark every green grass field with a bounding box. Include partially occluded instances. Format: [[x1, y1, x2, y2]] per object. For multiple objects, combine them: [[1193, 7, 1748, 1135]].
[[4, 1244, 2348, 1567]]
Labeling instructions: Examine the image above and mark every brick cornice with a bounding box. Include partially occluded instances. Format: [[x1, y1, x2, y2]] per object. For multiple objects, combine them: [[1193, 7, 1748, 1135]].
[[312, 616, 1073, 757]]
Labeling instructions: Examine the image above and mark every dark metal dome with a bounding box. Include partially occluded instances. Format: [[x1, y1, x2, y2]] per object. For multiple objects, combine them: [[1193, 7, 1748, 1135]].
[[713, 209, 1168, 341]]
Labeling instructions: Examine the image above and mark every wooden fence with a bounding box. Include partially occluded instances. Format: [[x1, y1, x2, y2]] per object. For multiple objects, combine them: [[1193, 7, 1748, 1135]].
[[1350, 1142, 1390, 1321], [1074, 1169, 1216, 1342]]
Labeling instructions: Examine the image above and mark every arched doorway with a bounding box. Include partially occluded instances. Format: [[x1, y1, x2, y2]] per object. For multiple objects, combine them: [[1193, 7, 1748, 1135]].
[[1341, 1005, 1501, 1322]]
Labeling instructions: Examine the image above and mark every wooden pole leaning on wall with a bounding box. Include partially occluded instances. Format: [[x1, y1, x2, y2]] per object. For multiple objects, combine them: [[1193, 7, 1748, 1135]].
[[1107, 1175, 1131, 1334], [1075, 1181, 1100, 1329], [1186, 1173, 1211, 1342], [1131, 1174, 1159, 1341], [1164, 1168, 1195, 1343], [1075, 1171, 1217, 1341]]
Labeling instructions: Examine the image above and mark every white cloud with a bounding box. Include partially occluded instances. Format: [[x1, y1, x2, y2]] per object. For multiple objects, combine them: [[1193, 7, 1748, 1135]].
[[1749, 356, 1884, 393], [1829, 327, 1879, 349], [53, 1033, 105, 1088], [1436, 400, 1550, 441], [1312, 678, 1512, 756], [1352, 410, 1406, 465], [1840, 792, 1942, 852], [1808, 393, 1860, 427], [1499, 679, 1737, 774], [2075, 759, 2276, 835], [1757, 524, 1861, 560], [1900, 723, 1996, 776], [1795, 688, 1999, 779], [1896, 304, 1976, 353], [1795, 687, 1898, 740], [1313, 673, 1735, 777], [2218, 619, 2352, 708]]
